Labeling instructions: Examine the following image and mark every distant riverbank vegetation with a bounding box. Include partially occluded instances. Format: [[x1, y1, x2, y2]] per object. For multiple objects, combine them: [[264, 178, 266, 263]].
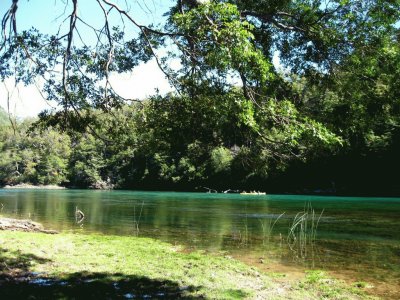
[[1, 84, 399, 196]]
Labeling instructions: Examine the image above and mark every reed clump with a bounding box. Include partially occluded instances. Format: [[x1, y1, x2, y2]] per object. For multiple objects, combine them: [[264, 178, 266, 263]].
[[259, 212, 285, 246], [287, 202, 324, 258]]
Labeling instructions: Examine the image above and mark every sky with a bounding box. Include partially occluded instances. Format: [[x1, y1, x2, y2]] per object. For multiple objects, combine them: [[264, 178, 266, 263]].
[[0, 0, 175, 118]]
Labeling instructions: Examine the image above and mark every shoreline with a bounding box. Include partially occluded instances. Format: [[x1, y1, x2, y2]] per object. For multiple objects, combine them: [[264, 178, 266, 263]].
[[0, 217, 58, 234], [1, 184, 399, 197], [1, 183, 66, 190]]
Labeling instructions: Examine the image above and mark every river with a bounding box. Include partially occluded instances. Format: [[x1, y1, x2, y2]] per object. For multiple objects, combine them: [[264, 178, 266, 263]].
[[1, 189, 399, 298]]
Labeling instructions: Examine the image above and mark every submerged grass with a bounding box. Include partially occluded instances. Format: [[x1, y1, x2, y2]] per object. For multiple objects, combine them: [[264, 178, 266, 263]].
[[0, 231, 374, 299]]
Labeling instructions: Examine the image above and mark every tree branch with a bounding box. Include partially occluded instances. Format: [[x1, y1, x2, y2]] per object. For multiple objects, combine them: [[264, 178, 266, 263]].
[[241, 10, 307, 33]]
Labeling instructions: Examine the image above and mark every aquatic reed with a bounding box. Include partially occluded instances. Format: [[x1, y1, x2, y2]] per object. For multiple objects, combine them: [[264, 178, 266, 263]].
[[132, 201, 144, 236], [287, 202, 323, 258], [259, 212, 285, 246], [236, 213, 249, 245]]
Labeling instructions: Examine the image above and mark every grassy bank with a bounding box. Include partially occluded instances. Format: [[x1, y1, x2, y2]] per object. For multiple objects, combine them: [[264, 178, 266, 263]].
[[0, 231, 373, 299]]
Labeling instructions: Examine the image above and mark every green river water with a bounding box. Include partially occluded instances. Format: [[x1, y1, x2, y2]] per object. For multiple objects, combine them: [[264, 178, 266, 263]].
[[1, 190, 399, 297]]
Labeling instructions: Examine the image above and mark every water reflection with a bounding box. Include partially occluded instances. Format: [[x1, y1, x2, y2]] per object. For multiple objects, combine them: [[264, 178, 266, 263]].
[[0, 190, 399, 286]]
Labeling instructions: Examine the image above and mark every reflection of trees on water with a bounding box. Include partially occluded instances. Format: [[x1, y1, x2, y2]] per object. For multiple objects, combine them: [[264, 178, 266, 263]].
[[1, 191, 274, 250], [148, 196, 274, 251], [1, 190, 399, 282]]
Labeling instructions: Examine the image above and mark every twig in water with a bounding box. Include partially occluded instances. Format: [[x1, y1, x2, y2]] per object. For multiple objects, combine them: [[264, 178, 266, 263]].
[[75, 206, 85, 224], [202, 186, 218, 193], [133, 201, 144, 236]]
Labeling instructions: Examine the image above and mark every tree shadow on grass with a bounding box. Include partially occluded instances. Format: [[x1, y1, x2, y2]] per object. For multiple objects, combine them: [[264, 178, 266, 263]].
[[1, 273, 204, 299], [0, 247, 51, 278], [0, 247, 204, 299]]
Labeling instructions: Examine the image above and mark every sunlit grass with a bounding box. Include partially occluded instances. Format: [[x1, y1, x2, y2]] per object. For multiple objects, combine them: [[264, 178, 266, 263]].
[[0, 231, 374, 299]]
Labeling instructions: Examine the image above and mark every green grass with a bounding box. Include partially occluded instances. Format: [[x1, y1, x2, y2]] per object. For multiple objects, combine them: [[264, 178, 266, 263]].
[[297, 270, 377, 300], [0, 231, 375, 299]]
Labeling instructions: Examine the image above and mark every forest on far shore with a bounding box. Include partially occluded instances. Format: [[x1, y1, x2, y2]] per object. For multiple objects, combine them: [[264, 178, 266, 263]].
[[1, 77, 399, 196]]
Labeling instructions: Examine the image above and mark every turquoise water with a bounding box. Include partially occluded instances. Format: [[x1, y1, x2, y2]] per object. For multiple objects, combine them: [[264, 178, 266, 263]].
[[1, 189, 399, 291]]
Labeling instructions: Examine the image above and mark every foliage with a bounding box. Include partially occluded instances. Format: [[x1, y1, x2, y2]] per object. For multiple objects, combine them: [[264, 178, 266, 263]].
[[171, 3, 272, 84], [68, 134, 104, 188], [0, 107, 9, 126], [0, 122, 70, 185], [210, 147, 233, 174]]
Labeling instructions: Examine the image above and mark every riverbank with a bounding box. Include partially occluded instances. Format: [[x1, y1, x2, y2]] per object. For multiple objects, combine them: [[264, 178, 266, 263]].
[[0, 228, 372, 299], [2, 183, 66, 190], [0, 217, 58, 234]]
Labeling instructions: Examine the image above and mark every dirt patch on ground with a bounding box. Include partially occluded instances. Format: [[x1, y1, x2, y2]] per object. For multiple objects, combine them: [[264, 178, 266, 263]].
[[0, 218, 58, 234]]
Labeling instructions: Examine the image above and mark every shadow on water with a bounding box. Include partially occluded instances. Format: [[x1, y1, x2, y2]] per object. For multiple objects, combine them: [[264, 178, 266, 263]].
[[0, 247, 203, 300]]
